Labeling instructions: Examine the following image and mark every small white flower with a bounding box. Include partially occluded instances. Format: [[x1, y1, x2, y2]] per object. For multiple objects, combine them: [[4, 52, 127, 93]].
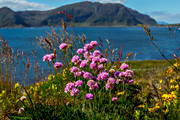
[[20, 96, 26, 101]]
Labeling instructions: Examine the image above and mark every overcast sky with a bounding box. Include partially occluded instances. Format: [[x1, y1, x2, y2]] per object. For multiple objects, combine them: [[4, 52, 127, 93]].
[[0, 0, 180, 24]]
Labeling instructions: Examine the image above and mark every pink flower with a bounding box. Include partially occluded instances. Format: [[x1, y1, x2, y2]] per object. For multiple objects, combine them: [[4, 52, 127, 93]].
[[90, 41, 98, 47], [87, 80, 95, 87], [54, 62, 63, 69], [65, 82, 75, 93], [100, 58, 107, 63], [83, 72, 92, 79], [80, 60, 88, 68], [49, 53, 56, 61], [105, 83, 111, 90], [93, 50, 101, 57], [72, 55, 81, 65], [112, 97, 117, 102], [71, 88, 80, 96], [83, 52, 89, 59], [77, 48, 84, 54], [85, 93, 93, 100], [70, 66, 79, 73], [119, 72, 126, 77], [84, 44, 93, 51], [97, 72, 109, 81], [59, 43, 68, 50], [43, 54, 50, 61], [75, 80, 84, 87], [98, 64, 104, 70], [128, 80, 134, 84], [74, 71, 84, 77], [92, 57, 100, 63], [120, 63, 129, 70], [108, 77, 116, 84], [43, 54, 56, 62], [125, 70, 133, 78], [90, 62, 97, 70]]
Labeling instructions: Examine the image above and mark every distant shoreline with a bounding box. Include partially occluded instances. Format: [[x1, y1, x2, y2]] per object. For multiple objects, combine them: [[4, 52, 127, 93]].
[[1, 24, 180, 29]]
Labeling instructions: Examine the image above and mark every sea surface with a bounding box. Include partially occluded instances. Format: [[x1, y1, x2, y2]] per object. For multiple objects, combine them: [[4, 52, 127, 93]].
[[0, 26, 180, 60], [0, 26, 180, 83]]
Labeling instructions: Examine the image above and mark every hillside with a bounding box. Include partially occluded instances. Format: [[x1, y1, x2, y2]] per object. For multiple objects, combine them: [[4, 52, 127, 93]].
[[0, 1, 157, 27]]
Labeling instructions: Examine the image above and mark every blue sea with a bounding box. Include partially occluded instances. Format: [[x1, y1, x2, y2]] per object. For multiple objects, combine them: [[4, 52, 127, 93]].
[[0, 26, 180, 60], [0, 26, 180, 83]]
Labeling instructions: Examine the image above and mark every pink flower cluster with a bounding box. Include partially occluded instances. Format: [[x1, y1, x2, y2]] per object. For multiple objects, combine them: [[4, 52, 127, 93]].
[[59, 43, 68, 50], [43, 53, 56, 62], [64, 41, 134, 101], [65, 80, 83, 96]]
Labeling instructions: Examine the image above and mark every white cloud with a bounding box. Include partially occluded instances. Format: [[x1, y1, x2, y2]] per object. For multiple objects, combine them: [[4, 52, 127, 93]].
[[149, 11, 180, 24], [0, 0, 54, 11]]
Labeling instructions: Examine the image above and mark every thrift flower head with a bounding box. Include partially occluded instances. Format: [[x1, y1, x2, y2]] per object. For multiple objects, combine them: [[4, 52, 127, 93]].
[[90, 41, 98, 47], [101, 72, 109, 80], [98, 64, 104, 70], [43, 54, 56, 61], [129, 80, 134, 84], [83, 52, 89, 59], [71, 55, 81, 64], [105, 83, 112, 90], [59, 43, 68, 50], [114, 71, 120, 78], [43, 54, 50, 61], [71, 66, 79, 73], [77, 48, 84, 54], [49, 53, 56, 61], [83, 72, 92, 79], [92, 57, 100, 63], [84, 43, 93, 51], [74, 71, 84, 77], [87, 80, 98, 90], [120, 63, 129, 70], [85, 93, 93, 100], [71, 88, 80, 96], [108, 77, 116, 84], [112, 97, 118, 102], [93, 50, 101, 57], [119, 72, 126, 77], [80, 60, 88, 68], [90, 62, 97, 70], [100, 58, 107, 63], [125, 70, 133, 78], [75, 80, 84, 87], [65, 82, 75, 93], [54, 62, 63, 69], [87, 80, 95, 87]]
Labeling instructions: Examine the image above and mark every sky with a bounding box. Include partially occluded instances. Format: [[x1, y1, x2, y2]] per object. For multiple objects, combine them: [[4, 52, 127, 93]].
[[0, 0, 180, 24]]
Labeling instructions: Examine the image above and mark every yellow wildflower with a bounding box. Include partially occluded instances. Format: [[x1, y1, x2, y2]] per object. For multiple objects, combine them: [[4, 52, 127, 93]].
[[137, 105, 145, 108], [48, 74, 55, 80], [15, 83, 20, 89], [117, 91, 125, 96], [170, 79, 175, 84], [159, 80, 163, 84]]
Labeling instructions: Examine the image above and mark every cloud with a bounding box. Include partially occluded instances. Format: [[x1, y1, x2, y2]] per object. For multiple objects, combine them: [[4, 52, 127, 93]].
[[0, 0, 54, 11], [149, 11, 180, 24]]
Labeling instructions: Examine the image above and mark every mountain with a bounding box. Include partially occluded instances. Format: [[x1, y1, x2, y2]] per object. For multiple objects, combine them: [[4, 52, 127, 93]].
[[0, 1, 157, 27]]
